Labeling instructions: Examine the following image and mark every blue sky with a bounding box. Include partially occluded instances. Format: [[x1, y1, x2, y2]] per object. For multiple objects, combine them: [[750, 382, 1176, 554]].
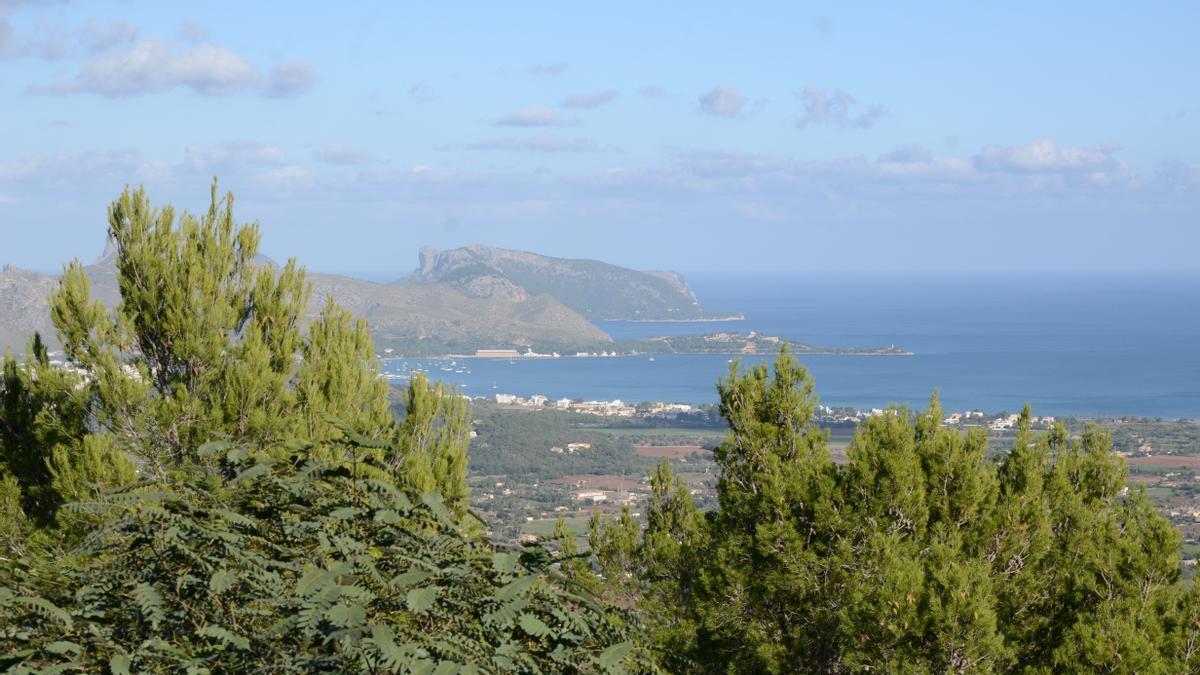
[[1, 1, 1198, 275]]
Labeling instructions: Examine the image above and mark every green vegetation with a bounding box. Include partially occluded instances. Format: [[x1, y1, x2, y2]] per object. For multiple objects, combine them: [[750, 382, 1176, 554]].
[[0, 183, 640, 672], [414, 244, 712, 321], [0, 257, 614, 359], [615, 332, 910, 356], [587, 349, 1200, 672], [5, 183, 1199, 672], [1103, 418, 1200, 456], [594, 427, 725, 440], [469, 407, 656, 480]]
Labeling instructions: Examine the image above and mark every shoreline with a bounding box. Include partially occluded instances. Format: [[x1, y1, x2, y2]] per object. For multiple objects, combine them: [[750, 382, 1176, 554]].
[[600, 315, 745, 323], [383, 349, 914, 361]]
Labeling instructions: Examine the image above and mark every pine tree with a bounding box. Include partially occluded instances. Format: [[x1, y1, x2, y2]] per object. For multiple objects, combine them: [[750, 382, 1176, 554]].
[[0, 337, 96, 530], [598, 346, 1197, 672], [48, 181, 312, 471], [2, 182, 469, 548], [294, 296, 393, 442], [393, 372, 471, 514]]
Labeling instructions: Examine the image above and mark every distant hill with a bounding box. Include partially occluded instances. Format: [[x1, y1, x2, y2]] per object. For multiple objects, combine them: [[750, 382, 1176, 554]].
[[307, 272, 609, 355], [0, 265, 60, 354], [411, 245, 712, 321], [0, 245, 612, 357], [0, 245, 123, 353], [0, 243, 727, 356]]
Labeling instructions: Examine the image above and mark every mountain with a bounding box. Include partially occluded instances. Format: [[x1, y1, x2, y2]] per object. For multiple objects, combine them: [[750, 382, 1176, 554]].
[[1, 243, 720, 356], [307, 272, 609, 355], [0, 265, 59, 354], [411, 245, 710, 320], [0, 248, 611, 357], [0, 250, 123, 354]]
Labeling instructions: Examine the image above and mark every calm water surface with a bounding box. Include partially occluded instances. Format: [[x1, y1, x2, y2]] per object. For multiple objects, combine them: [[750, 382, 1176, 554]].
[[382, 272, 1200, 418]]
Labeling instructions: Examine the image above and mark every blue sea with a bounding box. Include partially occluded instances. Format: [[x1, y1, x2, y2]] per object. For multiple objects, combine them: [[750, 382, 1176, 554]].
[[381, 272, 1200, 419]]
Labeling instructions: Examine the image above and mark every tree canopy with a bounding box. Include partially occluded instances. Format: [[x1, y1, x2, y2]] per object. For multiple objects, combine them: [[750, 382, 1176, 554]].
[[589, 348, 1200, 673], [2, 182, 1197, 673], [0, 182, 642, 673]]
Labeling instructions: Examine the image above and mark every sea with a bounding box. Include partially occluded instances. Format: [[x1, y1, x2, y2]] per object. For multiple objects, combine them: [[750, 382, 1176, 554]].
[[380, 272, 1200, 419]]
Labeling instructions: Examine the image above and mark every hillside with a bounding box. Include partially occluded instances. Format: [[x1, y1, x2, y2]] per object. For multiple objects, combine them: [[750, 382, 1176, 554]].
[[0, 265, 58, 353], [411, 244, 713, 320], [0, 249, 611, 356], [308, 272, 609, 355], [2, 243, 732, 356]]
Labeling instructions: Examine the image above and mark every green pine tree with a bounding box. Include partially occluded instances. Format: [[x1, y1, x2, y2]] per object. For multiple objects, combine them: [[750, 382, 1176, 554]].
[[393, 372, 471, 514], [592, 345, 1197, 673]]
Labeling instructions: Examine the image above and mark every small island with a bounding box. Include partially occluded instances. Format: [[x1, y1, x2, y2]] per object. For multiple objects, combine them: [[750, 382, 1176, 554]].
[[449, 332, 911, 359], [613, 331, 912, 356]]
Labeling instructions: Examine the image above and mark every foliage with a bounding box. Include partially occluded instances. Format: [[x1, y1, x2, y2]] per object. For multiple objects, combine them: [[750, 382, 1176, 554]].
[[0, 182, 417, 550], [413, 244, 708, 321], [394, 373, 472, 515], [0, 433, 647, 673], [590, 346, 1200, 673], [0, 335, 94, 527], [468, 407, 649, 481], [0, 184, 635, 672], [44, 181, 395, 476]]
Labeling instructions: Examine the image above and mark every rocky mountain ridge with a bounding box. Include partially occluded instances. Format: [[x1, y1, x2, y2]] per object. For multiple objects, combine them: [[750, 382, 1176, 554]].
[[1, 244, 713, 356], [410, 245, 708, 320]]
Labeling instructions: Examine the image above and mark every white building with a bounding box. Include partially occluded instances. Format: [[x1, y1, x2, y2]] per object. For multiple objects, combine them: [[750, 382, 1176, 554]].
[[574, 490, 608, 503]]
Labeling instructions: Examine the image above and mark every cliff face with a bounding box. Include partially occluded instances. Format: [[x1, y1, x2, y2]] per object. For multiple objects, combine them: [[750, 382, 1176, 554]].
[[410, 245, 706, 320]]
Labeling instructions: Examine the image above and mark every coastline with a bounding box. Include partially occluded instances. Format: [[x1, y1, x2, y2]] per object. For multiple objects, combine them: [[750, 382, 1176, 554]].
[[385, 349, 914, 360], [601, 314, 745, 323]]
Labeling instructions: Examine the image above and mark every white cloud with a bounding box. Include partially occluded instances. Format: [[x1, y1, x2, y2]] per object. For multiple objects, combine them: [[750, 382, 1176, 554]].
[[879, 144, 933, 164], [973, 139, 1122, 175], [798, 86, 886, 129], [183, 142, 289, 172], [1, 16, 133, 61], [3, 137, 1195, 273], [561, 89, 617, 109], [699, 86, 745, 118], [314, 144, 374, 165], [494, 106, 569, 127], [0, 139, 1173, 234], [451, 135, 601, 153], [0, 15, 69, 60], [30, 32, 315, 98]]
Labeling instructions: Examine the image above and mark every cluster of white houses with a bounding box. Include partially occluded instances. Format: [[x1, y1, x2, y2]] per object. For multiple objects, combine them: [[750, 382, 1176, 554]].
[[813, 404, 1057, 431], [943, 411, 1056, 430], [472, 348, 631, 359], [490, 392, 690, 418]]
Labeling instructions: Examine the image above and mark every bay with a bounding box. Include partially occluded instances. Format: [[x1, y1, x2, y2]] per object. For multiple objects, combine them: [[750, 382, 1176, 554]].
[[382, 272, 1200, 418]]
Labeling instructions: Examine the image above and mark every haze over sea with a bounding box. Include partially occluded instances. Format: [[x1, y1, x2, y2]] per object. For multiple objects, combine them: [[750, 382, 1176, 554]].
[[385, 272, 1200, 419]]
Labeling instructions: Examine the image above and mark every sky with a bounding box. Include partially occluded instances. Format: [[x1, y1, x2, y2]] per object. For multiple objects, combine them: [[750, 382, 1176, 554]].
[[1, 1, 1198, 275]]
